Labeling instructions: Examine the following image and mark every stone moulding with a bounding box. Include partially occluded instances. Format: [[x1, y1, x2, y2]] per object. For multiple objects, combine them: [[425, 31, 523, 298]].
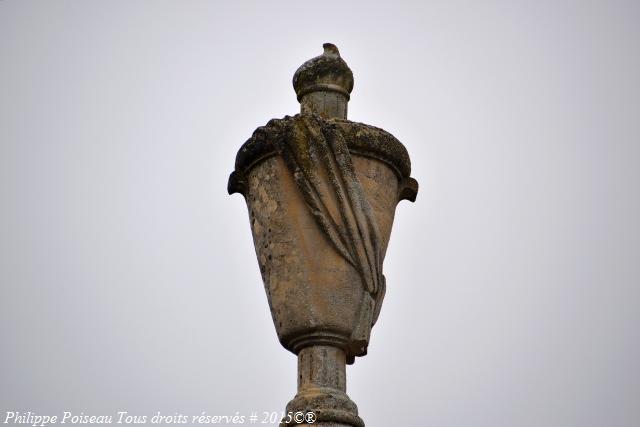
[[228, 115, 418, 203]]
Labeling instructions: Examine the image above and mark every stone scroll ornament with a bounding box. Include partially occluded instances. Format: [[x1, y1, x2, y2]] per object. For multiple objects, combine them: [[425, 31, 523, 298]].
[[229, 44, 418, 427]]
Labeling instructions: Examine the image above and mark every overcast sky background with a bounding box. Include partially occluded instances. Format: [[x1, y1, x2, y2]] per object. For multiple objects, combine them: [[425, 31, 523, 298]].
[[1, 1, 639, 426]]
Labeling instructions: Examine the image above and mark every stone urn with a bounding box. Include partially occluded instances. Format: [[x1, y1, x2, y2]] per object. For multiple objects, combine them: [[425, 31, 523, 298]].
[[228, 43, 418, 427]]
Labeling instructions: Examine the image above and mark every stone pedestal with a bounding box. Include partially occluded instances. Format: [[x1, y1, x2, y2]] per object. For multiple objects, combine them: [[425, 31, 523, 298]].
[[282, 345, 363, 427]]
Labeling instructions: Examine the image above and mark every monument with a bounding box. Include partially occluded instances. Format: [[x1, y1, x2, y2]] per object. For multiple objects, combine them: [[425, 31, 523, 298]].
[[228, 43, 418, 426]]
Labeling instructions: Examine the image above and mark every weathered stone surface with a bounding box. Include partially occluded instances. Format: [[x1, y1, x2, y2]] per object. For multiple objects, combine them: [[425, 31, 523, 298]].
[[230, 115, 415, 187], [229, 114, 416, 361], [228, 44, 418, 427]]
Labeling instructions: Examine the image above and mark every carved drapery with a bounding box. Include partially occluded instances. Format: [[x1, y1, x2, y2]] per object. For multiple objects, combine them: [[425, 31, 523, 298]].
[[276, 114, 386, 358]]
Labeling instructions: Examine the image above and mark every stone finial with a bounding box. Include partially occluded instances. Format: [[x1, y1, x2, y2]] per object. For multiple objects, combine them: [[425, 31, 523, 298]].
[[292, 43, 354, 119], [230, 44, 418, 427]]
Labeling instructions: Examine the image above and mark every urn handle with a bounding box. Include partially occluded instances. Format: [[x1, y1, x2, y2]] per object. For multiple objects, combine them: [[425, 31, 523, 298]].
[[398, 177, 419, 202], [227, 170, 247, 197]]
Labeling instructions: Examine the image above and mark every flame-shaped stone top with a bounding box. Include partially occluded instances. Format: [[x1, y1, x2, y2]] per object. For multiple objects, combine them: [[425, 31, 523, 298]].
[[293, 43, 354, 118]]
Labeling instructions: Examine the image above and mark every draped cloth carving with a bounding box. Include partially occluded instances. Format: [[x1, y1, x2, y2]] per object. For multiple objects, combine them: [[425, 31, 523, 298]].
[[273, 114, 386, 358]]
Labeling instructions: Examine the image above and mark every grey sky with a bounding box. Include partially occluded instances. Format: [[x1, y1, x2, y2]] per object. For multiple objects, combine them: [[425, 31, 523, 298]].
[[1, 1, 639, 426]]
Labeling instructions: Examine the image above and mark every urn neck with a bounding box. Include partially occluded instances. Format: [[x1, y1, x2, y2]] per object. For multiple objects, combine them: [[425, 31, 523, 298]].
[[300, 91, 348, 119]]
